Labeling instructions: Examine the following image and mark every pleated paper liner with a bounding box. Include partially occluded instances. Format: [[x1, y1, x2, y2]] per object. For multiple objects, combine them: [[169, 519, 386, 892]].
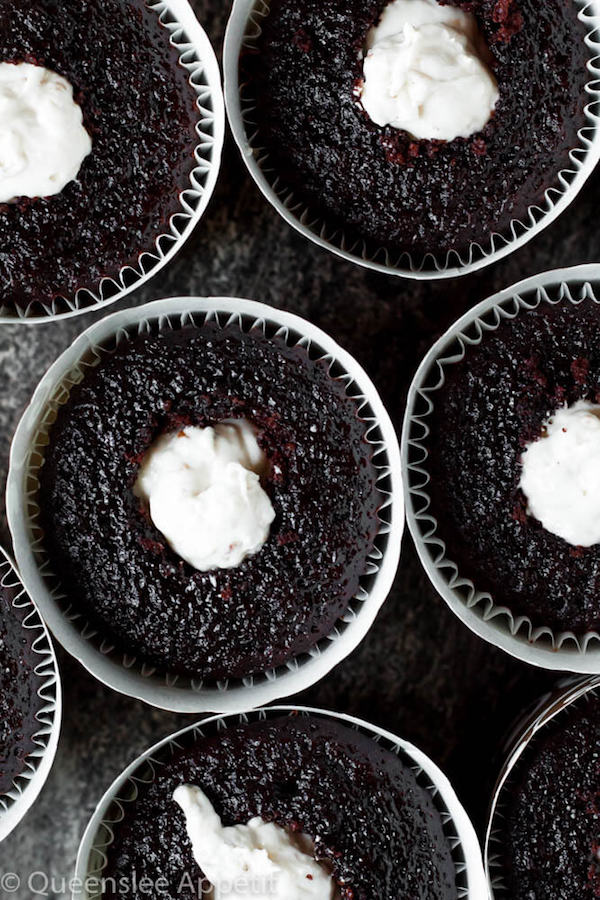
[[0, 546, 61, 843], [402, 264, 600, 672], [485, 676, 600, 898], [0, 0, 225, 323], [7, 296, 403, 712], [224, 0, 600, 280], [74, 707, 487, 899]]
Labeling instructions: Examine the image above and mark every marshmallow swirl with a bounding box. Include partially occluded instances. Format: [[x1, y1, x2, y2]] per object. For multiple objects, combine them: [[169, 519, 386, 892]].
[[0, 62, 92, 203], [520, 401, 600, 547], [134, 421, 275, 571], [359, 0, 498, 141], [174, 784, 338, 900]]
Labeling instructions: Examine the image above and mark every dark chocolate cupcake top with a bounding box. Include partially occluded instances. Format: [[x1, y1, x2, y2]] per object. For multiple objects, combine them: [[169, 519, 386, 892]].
[[0, 0, 201, 311], [423, 298, 600, 636], [101, 714, 459, 900], [496, 690, 600, 900], [0, 566, 47, 799], [242, 0, 590, 260], [38, 321, 381, 682]]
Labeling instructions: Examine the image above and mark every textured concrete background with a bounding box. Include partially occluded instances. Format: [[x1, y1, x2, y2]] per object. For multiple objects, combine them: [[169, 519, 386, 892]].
[[1, 0, 599, 895]]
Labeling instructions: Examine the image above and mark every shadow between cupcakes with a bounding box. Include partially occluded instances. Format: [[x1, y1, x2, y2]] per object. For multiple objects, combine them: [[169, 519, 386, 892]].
[[402, 263, 600, 673], [224, 0, 600, 280], [6, 297, 403, 713]]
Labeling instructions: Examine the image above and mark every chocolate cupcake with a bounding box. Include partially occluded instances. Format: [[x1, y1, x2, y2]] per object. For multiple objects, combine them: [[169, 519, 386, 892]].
[[0, 580, 44, 798], [0, 0, 222, 319], [0, 548, 60, 840], [402, 267, 600, 669], [487, 678, 600, 900], [422, 296, 600, 633], [16, 298, 401, 707], [78, 710, 482, 899], [227, 0, 596, 274], [38, 320, 379, 681]]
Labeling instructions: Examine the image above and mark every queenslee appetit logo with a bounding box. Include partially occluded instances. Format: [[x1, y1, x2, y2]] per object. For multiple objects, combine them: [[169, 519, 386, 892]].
[[0, 869, 280, 897]]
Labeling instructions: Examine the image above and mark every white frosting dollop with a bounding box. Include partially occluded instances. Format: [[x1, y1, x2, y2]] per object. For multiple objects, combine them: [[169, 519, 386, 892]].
[[0, 62, 92, 204], [174, 785, 337, 900], [359, 0, 498, 141], [134, 421, 275, 571], [520, 401, 600, 547]]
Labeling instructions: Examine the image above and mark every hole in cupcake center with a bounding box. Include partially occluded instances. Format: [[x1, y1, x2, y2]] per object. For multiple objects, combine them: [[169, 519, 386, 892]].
[[0, 61, 92, 204], [358, 0, 498, 141], [133, 420, 275, 572], [174, 784, 340, 900], [520, 400, 600, 547]]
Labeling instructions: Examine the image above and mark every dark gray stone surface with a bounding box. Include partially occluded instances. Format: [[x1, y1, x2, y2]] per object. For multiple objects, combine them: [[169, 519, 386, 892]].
[[1, 1, 599, 895]]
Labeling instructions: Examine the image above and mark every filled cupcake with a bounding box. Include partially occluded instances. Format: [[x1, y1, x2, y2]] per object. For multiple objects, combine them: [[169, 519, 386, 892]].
[[488, 680, 600, 899], [416, 294, 600, 642], [236, 0, 593, 264], [97, 712, 461, 899], [36, 312, 385, 684], [0, 558, 53, 806], [0, 0, 217, 315]]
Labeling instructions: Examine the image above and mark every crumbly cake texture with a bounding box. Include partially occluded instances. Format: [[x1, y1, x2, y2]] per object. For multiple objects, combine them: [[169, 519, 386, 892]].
[[0, 582, 44, 796], [102, 715, 458, 900], [0, 0, 200, 310], [499, 693, 600, 899], [425, 300, 600, 634], [38, 323, 380, 681], [244, 0, 589, 258]]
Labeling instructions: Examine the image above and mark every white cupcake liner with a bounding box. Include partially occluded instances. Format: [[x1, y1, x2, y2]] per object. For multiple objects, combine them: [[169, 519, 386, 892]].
[[6, 296, 403, 713], [0, 0, 225, 325], [0, 545, 61, 843], [74, 705, 487, 899], [485, 676, 600, 898], [224, 0, 600, 281], [402, 263, 600, 672]]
